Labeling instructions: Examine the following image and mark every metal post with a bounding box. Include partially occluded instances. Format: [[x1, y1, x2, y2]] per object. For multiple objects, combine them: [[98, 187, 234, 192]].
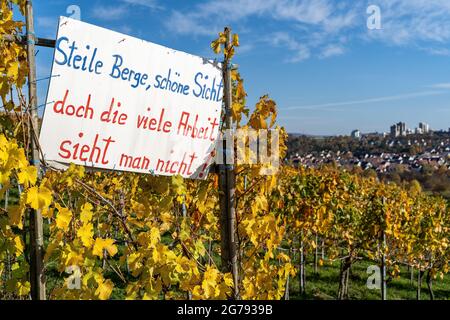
[[299, 233, 305, 295], [218, 27, 239, 299], [381, 231, 387, 300], [380, 197, 387, 301], [314, 234, 318, 274], [25, 0, 46, 300], [1, 34, 56, 48]]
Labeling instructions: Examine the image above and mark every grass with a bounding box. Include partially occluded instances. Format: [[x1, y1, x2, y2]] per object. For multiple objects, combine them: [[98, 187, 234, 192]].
[[289, 258, 450, 300]]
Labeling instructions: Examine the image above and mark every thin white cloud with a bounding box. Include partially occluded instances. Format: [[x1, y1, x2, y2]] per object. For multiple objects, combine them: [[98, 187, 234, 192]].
[[282, 90, 449, 110], [91, 1, 162, 21], [121, 0, 162, 10], [164, 0, 357, 61], [91, 5, 129, 21], [287, 49, 311, 63], [366, 0, 450, 46], [267, 32, 311, 62], [271, 0, 332, 24], [164, 11, 217, 36], [421, 47, 450, 56], [161, 0, 450, 62], [428, 83, 450, 89], [91, 0, 450, 62], [319, 44, 345, 58]]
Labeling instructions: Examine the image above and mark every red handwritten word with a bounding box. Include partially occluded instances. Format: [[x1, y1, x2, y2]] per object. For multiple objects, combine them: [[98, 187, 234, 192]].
[[119, 153, 151, 170], [177, 112, 219, 141], [100, 98, 128, 125], [53, 89, 94, 119], [58, 132, 115, 165], [136, 107, 172, 132], [155, 151, 197, 175]]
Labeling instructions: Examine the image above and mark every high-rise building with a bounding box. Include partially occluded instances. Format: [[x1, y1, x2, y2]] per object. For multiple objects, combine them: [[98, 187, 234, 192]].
[[390, 122, 407, 137], [419, 122, 430, 134], [351, 129, 361, 139], [399, 122, 406, 136], [390, 124, 398, 137]]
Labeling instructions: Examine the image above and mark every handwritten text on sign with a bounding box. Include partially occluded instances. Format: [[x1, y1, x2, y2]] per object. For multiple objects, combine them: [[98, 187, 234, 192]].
[[39, 17, 223, 179]]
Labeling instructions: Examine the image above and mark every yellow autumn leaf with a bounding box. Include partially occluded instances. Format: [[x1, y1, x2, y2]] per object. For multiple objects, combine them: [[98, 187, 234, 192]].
[[231, 102, 243, 121], [192, 285, 203, 298], [232, 34, 239, 47], [8, 205, 24, 229], [194, 239, 206, 258], [223, 273, 234, 287], [259, 114, 267, 129], [7, 61, 19, 80], [218, 32, 227, 43], [56, 206, 72, 232], [149, 227, 160, 247], [77, 223, 94, 248], [231, 69, 239, 81], [211, 40, 221, 54], [17, 165, 37, 187], [62, 245, 84, 268], [92, 238, 118, 257], [41, 207, 54, 219], [16, 281, 31, 296], [13, 235, 24, 256], [202, 266, 219, 295], [26, 186, 52, 210], [0, 80, 8, 98], [80, 202, 93, 224], [235, 80, 245, 99], [269, 175, 277, 191], [224, 46, 235, 59], [95, 279, 113, 300], [44, 240, 61, 263]]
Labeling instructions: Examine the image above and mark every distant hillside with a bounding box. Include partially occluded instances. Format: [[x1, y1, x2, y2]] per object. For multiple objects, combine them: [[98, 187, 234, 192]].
[[288, 133, 332, 139]]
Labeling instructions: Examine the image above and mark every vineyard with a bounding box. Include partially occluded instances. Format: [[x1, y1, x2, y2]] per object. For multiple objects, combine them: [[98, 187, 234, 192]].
[[1, 0, 450, 301]]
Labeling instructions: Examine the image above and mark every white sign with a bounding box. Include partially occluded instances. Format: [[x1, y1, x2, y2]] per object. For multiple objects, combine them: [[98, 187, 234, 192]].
[[39, 17, 223, 179]]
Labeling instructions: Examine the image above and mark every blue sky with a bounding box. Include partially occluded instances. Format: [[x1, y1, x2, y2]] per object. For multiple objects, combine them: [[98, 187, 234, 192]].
[[30, 0, 450, 135]]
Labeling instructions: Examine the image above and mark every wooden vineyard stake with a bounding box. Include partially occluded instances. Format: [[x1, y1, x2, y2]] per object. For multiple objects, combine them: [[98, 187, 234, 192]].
[[218, 27, 240, 299], [25, 0, 46, 300]]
